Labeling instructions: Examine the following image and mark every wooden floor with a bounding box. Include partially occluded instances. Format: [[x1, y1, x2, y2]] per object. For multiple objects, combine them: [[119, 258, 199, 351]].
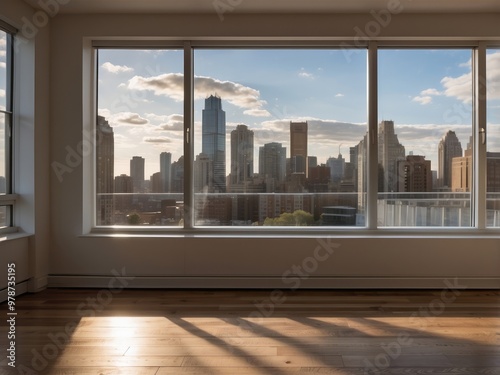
[[1, 288, 500, 374]]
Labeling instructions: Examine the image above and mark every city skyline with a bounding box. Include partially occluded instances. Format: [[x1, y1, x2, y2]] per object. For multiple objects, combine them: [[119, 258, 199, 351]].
[[97, 48, 500, 179]]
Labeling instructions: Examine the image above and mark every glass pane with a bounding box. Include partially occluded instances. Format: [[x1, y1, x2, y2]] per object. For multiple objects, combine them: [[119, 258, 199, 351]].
[[0, 112, 7, 193], [0, 30, 6, 111], [378, 49, 473, 227], [193, 49, 367, 227], [487, 48, 500, 227], [96, 49, 184, 226], [0, 205, 10, 227]]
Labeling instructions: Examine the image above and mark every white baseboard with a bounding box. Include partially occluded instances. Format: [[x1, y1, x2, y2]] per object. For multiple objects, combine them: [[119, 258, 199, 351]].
[[47, 276, 500, 289]]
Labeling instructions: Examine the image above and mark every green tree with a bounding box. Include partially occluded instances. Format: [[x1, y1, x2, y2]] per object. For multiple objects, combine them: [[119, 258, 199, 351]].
[[127, 213, 142, 225], [263, 210, 314, 226]]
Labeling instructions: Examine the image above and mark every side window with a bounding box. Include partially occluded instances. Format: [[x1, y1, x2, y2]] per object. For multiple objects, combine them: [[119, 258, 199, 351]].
[[0, 29, 13, 228]]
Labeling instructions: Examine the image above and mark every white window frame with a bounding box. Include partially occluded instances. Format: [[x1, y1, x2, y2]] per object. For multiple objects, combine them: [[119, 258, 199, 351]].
[[0, 24, 18, 235], [88, 38, 500, 237]]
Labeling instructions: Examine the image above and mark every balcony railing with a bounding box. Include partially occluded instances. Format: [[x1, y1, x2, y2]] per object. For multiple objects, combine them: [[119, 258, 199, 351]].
[[93, 191, 500, 228]]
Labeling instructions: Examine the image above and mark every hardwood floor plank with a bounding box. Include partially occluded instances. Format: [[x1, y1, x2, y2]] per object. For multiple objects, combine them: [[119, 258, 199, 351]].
[[1, 288, 499, 374]]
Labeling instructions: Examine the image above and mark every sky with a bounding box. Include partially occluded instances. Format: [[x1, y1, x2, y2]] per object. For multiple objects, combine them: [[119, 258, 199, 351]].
[[97, 47, 500, 179]]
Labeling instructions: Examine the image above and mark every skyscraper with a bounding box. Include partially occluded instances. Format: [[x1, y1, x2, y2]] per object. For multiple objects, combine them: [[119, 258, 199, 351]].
[[327, 154, 345, 184], [194, 153, 213, 192], [259, 142, 287, 189], [230, 124, 254, 185], [160, 152, 172, 193], [202, 95, 226, 193], [130, 156, 145, 193], [96, 115, 114, 225], [171, 156, 184, 193], [114, 174, 133, 217], [290, 121, 308, 174], [397, 155, 432, 192], [438, 130, 463, 188], [378, 120, 405, 192]]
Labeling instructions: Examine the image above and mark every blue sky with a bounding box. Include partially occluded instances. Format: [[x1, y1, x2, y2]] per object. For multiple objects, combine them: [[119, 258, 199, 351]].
[[97, 47, 500, 178]]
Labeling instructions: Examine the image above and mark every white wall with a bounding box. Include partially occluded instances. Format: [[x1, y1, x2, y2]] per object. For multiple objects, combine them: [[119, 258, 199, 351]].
[[48, 13, 500, 288], [0, 0, 50, 296]]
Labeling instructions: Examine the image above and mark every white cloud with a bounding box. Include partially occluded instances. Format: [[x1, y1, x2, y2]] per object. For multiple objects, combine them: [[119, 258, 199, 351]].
[[143, 136, 172, 144], [438, 52, 500, 103], [420, 88, 442, 96], [412, 88, 443, 105], [158, 114, 184, 132], [413, 96, 433, 105], [243, 109, 271, 117], [116, 112, 148, 125], [0, 89, 5, 98], [101, 62, 134, 74], [298, 69, 314, 79], [335, 93, 344, 98], [0, 62, 5, 69], [127, 73, 271, 117], [441, 73, 472, 103], [98, 111, 149, 127], [459, 60, 472, 68]]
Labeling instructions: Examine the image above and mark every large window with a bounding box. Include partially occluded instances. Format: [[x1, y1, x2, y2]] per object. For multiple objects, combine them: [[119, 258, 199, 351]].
[[378, 49, 473, 227], [193, 49, 367, 227], [94, 43, 497, 231], [0, 29, 13, 228]]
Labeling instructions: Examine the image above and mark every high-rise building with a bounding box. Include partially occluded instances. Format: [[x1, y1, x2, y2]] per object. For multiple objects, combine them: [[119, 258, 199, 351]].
[[451, 149, 472, 192], [194, 153, 213, 192], [487, 152, 500, 192], [307, 156, 317, 178], [452, 150, 500, 193], [327, 154, 345, 184], [171, 156, 184, 193], [151, 172, 162, 193], [96, 115, 114, 225], [438, 130, 463, 188], [202, 95, 226, 193], [290, 121, 308, 174], [115, 174, 133, 193], [160, 152, 172, 193], [259, 142, 287, 187], [130, 156, 145, 193], [378, 120, 405, 192], [114, 174, 133, 217], [230, 124, 254, 185], [397, 154, 432, 192]]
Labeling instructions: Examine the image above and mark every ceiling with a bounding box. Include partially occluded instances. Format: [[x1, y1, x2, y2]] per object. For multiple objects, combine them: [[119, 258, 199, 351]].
[[21, 0, 500, 14]]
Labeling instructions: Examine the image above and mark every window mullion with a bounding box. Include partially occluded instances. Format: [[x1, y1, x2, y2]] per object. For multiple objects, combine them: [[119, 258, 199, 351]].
[[474, 43, 487, 229], [183, 42, 194, 229], [367, 42, 378, 230]]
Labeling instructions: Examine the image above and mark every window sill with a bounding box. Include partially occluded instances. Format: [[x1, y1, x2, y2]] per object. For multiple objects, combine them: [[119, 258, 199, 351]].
[[84, 226, 500, 239], [0, 229, 33, 243]]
